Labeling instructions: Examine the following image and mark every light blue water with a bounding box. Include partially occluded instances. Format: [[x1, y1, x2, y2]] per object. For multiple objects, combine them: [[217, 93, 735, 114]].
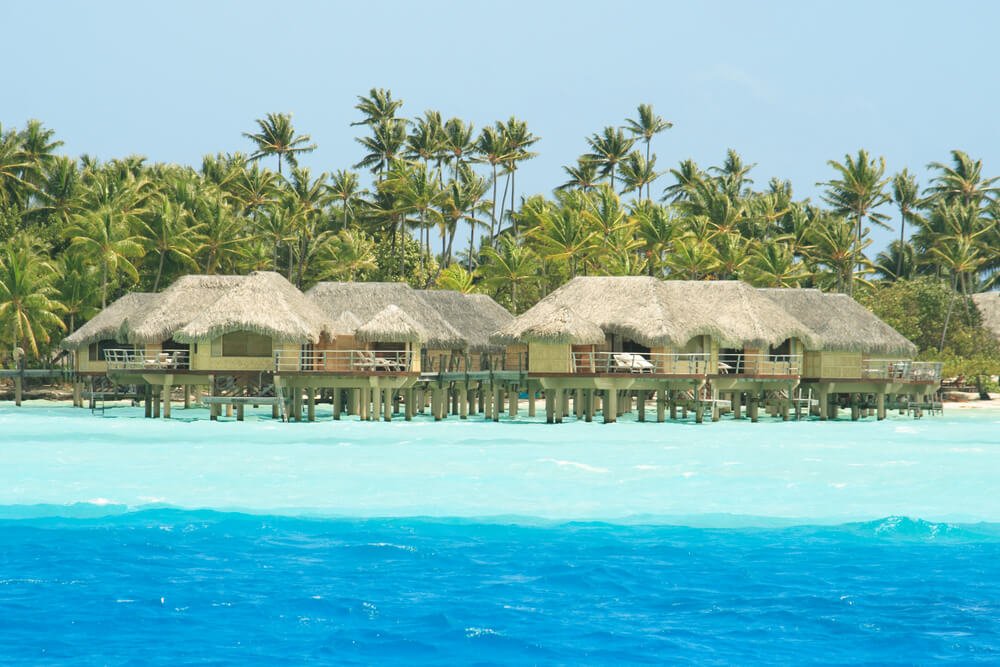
[[1, 403, 999, 663]]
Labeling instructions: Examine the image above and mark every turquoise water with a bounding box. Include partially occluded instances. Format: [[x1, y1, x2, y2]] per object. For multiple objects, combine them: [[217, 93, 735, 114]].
[[2, 403, 999, 663]]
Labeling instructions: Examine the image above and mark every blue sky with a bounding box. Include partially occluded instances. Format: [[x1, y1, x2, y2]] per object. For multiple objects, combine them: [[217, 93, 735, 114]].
[[6, 0, 998, 252]]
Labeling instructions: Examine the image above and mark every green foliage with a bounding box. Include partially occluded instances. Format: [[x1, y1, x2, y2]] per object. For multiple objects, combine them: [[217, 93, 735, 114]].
[[856, 277, 998, 358]]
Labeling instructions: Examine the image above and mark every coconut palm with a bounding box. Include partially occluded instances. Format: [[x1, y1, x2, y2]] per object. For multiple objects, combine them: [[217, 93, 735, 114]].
[[746, 241, 810, 287], [619, 151, 660, 200], [807, 213, 871, 293], [528, 206, 598, 277], [352, 88, 404, 127], [497, 117, 539, 235], [662, 159, 707, 203], [557, 158, 601, 192], [633, 201, 676, 277], [585, 126, 635, 191], [66, 208, 144, 307], [478, 237, 539, 312], [354, 118, 407, 180], [53, 251, 99, 333], [713, 231, 753, 280], [440, 166, 489, 267], [0, 123, 38, 209], [891, 169, 924, 279], [473, 125, 510, 245], [243, 112, 316, 175], [0, 235, 66, 357], [624, 103, 672, 199], [194, 197, 247, 274], [139, 199, 201, 291], [328, 169, 365, 230], [435, 263, 476, 293], [820, 149, 890, 294], [709, 149, 755, 199], [875, 240, 916, 282], [926, 150, 999, 206], [442, 117, 476, 180], [664, 234, 719, 280]]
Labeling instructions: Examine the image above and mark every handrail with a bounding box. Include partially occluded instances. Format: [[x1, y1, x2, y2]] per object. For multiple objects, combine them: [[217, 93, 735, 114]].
[[105, 348, 191, 371], [274, 349, 414, 373], [421, 351, 528, 374], [861, 359, 942, 382], [570, 351, 710, 375], [716, 353, 801, 377]]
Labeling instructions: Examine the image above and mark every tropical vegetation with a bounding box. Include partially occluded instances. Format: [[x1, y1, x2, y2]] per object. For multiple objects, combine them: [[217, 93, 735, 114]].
[[0, 93, 997, 377]]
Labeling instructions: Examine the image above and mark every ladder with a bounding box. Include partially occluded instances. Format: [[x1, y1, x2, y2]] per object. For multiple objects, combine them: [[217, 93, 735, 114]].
[[274, 380, 288, 421]]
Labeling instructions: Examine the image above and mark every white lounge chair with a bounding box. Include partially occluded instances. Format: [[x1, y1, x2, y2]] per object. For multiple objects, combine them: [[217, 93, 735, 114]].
[[613, 353, 655, 373]]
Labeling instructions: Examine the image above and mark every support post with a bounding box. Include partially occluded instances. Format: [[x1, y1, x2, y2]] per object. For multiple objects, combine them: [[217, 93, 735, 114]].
[[585, 389, 594, 423], [877, 392, 886, 421], [236, 402, 245, 422], [372, 384, 382, 422], [383, 388, 392, 422], [404, 388, 414, 421], [332, 389, 341, 420], [307, 388, 316, 422], [527, 389, 536, 417], [604, 389, 617, 424], [163, 386, 172, 419], [545, 391, 555, 424], [554, 388, 564, 424], [509, 386, 518, 417], [733, 391, 742, 419], [711, 386, 720, 422], [669, 390, 677, 420], [152, 388, 161, 418], [492, 384, 502, 422], [656, 388, 665, 423], [459, 384, 468, 419], [748, 393, 759, 423], [144, 387, 152, 418], [637, 391, 646, 422]]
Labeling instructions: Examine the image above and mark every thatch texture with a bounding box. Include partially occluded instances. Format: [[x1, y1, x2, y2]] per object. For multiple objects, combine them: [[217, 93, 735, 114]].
[[307, 282, 465, 349], [331, 310, 363, 336], [519, 306, 606, 344], [759, 288, 917, 355], [61, 292, 158, 350], [355, 305, 426, 343], [972, 292, 1000, 342], [174, 272, 334, 344], [123, 275, 246, 344], [417, 290, 514, 352], [493, 276, 818, 349]]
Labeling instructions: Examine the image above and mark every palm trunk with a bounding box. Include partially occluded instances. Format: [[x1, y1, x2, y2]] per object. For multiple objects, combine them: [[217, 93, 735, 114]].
[[100, 262, 108, 309], [497, 172, 511, 242], [510, 168, 517, 237], [645, 138, 652, 201], [468, 219, 475, 272], [154, 251, 166, 292], [490, 163, 498, 246], [940, 275, 958, 352], [895, 211, 906, 280]]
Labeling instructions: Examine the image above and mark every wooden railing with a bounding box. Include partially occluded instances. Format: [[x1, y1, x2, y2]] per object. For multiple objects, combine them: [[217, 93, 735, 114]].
[[570, 352, 710, 375], [105, 349, 191, 371], [421, 351, 527, 374], [716, 353, 801, 377], [274, 350, 413, 373], [862, 360, 942, 382]]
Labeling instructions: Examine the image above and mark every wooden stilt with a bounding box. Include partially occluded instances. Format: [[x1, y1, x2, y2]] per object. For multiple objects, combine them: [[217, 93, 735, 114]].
[[492, 385, 502, 422], [372, 384, 382, 422], [307, 388, 316, 422], [184, 386, 191, 409], [509, 386, 518, 417], [748, 393, 758, 423], [876, 392, 886, 420], [585, 389, 594, 423], [152, 388, 161, 418], [733, 391, 742, 419], [383, 388, 392, 421], [818, 388, 828, 420], [527, 389, 536, 417], [604, 389, 618, 424], [236, 403, 245, 421], [711, 386, 720, 422], [669, 390, 677, 420], [656, 388, 665, 423], [638, 391, 646, 422], [144, 387, 152, 418], [545, 391, 555, 424], [163, 386, 172, 419], [332, 389, 341, 420]]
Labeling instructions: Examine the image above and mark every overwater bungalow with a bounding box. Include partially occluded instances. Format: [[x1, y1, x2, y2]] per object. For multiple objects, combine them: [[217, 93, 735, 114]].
[[492, 276, 818, 423], [758, 288, 941, 419], [60, 292, 158, 404]]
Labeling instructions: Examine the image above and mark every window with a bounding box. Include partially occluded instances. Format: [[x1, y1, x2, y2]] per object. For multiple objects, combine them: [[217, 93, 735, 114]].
[[89, 340, 122, 361], [769, 339, 791, 359], [221, 332, 272, 357]]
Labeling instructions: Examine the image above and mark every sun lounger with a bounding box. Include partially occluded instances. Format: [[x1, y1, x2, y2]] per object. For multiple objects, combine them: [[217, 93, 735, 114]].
[[612, 353, 655, 373]]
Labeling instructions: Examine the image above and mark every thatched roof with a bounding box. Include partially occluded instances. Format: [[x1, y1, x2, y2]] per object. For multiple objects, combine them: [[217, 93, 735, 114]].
[[330, 310, 363, 336], [173, 272, 333, 344], [123, 275, 246, 344], [759, 288, 918, 355], [307, 282, 465, 350], [417, 290, 514, 352], [492, 276, 818, 349], [355, 305, 426, 343], [519, 306, 606, 345], [972, 292, 1000, 341], [61, 292, 159, 350]]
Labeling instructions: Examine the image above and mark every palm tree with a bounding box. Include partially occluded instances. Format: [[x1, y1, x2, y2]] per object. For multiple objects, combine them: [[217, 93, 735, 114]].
[[891, 169, 923, 279], [585, 126, 635, 191], [442, 117, 476, 180], [633, 201, 676, 276], [473, 125, 510, 246], [713, 231, 752, 280], [664, 234, 719, 280], [746, 241, 810, 287], [328, 169, 364, 230], [875, 240, 915, 282], [243, 112, 316, 175], [619, 152, 660, 200], [440, 166, 489, 267], [139, 199, 200, 291], [497, 117, 539, 236], [807, 213, 871, 293], [66, 208, 144, 307], [926, 150, 999, 206], [710, 149, 755, 199], [0, 123, 38, 209], [0, 235, 65, 357], [354, 118, 407, 180], [624, 103, 672, 199], [313, 229, 377, 282], [195, 196, 247, 274], [662, 159, 706, 202], [352, 88, 404, 127], [820, 149, 890, 294], [405, 110, 446, 169], [384, 162, 446, 275], [53, 251, 99, 333], [528, 206, 598, 277], [284, 167, 331, 287], [478, 237, 539, 312], [435, 263, 477, 293], [557, 158, 601, 192]]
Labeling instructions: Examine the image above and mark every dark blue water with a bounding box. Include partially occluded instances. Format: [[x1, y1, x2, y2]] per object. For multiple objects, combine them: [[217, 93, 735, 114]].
[[2, 510, 999, 664]]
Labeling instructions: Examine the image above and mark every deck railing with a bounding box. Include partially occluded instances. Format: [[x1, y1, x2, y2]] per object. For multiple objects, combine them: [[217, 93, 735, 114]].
[[274, 349, 413, 373], [570, 352, 710, 375], [105, 348, 191, 371], [863, 359, 942, 382], [716, 353, 801, 377], [422, 351, 527, 374]]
